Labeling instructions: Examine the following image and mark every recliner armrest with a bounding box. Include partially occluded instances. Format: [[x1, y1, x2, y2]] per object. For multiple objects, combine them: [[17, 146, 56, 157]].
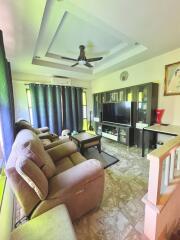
[[38, 126, 49, 133], [38, 132, 58, 140], [31, 160, 104, 220], [48, 159, 104, 199], [47, 141, 77, 162]]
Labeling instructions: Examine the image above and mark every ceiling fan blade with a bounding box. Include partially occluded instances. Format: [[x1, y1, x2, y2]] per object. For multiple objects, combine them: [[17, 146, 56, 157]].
[[84, 62, 93, 68], [71, 62, 79, 67], [61, 56, 77, 62], [86, 57, 103, 62]]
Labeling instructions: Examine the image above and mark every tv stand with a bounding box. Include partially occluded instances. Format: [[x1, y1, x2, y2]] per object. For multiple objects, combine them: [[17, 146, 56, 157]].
[[101, 122, 134, 146]]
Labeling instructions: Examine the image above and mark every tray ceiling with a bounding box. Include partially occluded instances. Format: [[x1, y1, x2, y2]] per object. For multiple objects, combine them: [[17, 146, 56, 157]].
[[1, 0, 180, 80], [32, 0, 147, 78]]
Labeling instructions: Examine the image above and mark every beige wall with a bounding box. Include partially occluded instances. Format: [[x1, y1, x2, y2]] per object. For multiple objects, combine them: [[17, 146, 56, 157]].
[[12, 73, 92, 122], [92, 48, 180, 125]]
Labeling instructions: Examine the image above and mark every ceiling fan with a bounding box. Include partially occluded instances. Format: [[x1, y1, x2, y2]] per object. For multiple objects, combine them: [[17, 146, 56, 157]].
[[61, 45, 103, 68]]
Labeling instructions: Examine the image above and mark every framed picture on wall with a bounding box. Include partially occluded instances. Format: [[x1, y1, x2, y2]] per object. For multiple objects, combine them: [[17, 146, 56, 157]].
[[164, 61, 180, 96]]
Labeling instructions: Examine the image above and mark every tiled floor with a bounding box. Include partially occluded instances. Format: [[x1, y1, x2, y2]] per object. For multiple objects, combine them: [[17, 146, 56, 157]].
[[74, 138, 149, 240]]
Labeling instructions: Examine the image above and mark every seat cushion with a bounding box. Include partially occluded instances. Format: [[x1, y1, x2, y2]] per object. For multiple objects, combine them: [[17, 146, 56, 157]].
[[70, 152, 86, 165], [55, 157, 74, 174], [16, 156, 48, 200]]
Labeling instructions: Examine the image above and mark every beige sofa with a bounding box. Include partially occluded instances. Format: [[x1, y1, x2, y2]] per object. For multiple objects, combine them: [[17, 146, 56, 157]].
[[5, 129, 104, 222], [10, 205, 77, 240], [15, 120, 70, 149]]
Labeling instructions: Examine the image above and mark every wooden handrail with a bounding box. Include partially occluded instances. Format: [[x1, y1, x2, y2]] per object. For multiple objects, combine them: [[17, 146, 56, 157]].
[[147, 136, 180, 205]]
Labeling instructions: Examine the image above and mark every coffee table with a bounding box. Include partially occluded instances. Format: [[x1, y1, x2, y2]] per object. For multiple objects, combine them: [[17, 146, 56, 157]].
[[70, 132, 102, 154]]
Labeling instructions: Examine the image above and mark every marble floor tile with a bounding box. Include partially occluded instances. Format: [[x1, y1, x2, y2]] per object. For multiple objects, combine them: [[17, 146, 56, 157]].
[[74, 138, 149, 240]]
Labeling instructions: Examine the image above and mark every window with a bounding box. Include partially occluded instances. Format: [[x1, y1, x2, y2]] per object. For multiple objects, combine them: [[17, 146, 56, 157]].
[[82, 90, 88, 130], [26, 88, 33, 125]]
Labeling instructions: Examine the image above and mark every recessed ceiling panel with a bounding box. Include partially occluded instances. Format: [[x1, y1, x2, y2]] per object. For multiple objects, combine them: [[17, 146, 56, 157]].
[[48, 12, 121, 59], [32, 0, 147, 78]]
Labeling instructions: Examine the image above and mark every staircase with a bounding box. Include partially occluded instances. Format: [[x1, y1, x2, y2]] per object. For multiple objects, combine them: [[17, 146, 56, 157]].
[[142, 136, 180, 240]]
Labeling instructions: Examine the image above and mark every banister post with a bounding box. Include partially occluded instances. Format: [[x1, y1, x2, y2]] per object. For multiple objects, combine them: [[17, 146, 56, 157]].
[[147, 155, 163, 205]]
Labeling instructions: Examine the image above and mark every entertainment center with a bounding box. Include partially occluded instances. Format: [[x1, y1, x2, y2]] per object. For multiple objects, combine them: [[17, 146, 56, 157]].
[[101, 123, 134, 146], [93, 82, 159, 147]]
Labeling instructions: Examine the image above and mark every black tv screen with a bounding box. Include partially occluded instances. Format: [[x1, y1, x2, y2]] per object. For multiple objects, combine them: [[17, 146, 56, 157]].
[[102, 102, 132, 125]]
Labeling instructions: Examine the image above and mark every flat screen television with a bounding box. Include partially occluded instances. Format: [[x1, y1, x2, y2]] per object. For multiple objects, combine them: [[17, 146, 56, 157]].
[[102, 102, 133, 126]]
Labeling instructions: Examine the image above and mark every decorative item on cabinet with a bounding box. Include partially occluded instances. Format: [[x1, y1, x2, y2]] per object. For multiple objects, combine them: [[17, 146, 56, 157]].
[[155, 109, 165, 124]]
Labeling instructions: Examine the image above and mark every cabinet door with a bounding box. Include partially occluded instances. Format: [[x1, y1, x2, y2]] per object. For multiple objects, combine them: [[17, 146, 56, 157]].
[[110, 91, 119, 102], [119, 127, 127, 144], [106, 92, 111, 103], [118, 89, 126, 101], [125, 87, 136, 101], [102, 93, 106, 103], [136, 84, 149, 123], [93, 93, 102, 118]]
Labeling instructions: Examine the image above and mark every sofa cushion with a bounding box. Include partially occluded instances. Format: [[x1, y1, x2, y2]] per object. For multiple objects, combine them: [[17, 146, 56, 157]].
[[14, 129, 56, 178], [55, 157, 74, 174], [16, 156, 48, 200], [5, 167, 40, 216], [70, 152, 86, 165], [47, 141, 77, 163]]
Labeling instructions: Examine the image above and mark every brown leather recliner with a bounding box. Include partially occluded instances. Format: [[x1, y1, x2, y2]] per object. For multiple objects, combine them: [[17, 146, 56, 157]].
[[15, 120, 70, 149], [5, 129, 104, 221]]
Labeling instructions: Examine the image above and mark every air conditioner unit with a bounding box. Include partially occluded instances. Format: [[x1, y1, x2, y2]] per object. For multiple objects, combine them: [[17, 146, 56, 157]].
[[51, 76, 71, 86]]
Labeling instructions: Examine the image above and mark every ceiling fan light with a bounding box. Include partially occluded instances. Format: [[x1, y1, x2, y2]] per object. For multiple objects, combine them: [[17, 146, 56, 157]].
[[79, 60, 86, 65]]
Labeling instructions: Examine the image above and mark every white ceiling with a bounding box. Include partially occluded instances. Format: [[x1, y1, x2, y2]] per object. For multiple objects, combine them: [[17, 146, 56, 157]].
[[0, 0, 180, 81]]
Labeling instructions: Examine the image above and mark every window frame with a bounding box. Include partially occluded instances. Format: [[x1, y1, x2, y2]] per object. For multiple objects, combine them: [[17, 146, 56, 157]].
[[82, 90, 88, 131]]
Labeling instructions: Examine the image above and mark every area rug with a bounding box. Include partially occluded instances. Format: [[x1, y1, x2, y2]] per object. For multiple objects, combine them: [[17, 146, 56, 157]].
[[84, 148, 119, 169]]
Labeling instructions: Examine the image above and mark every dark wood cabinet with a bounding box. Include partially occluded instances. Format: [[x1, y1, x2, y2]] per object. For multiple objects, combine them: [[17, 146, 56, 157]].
[[101, 123, 134, 147], [93, 82, 159, 147], [134, 83, 158, 125], [134, 83, 158, 147], [119, 125, 134, 146], [93, 93, 102, 119]]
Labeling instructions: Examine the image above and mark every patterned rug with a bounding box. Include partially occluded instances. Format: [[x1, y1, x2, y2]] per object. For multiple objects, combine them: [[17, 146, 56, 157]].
[[74, 138, 149, 240], [84, 148, 119, 169]]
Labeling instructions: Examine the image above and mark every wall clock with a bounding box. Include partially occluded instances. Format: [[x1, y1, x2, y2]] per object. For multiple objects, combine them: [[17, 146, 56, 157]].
[[120, 71, 129, 81]]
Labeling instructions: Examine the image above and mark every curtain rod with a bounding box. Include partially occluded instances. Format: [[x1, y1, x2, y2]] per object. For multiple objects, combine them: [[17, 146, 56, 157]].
[[24, 83, 87, 89]]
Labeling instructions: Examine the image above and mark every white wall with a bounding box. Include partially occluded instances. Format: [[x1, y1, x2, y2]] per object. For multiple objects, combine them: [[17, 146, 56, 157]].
[[92, 48, 180, 125], [12, 72, 92, 122]]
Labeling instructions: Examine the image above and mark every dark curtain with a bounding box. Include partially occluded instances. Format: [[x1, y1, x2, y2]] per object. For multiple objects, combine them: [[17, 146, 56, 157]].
[[29, 84, 63, 135], [62, 86, 83, 132], [0, 30, 15, 162]]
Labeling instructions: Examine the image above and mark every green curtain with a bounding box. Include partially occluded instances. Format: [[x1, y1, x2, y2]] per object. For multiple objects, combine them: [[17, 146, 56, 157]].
[[29, 84, 63, 135], [30, 84, 83, 134], [0, 30, 15, 162], [62, 86, 83, 132]]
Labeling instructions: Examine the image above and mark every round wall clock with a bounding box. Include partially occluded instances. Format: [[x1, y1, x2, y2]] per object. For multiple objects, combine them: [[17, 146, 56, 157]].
[[120, 71, 129, 81]]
